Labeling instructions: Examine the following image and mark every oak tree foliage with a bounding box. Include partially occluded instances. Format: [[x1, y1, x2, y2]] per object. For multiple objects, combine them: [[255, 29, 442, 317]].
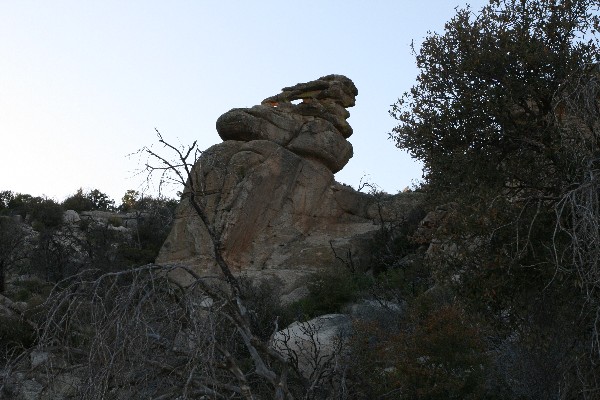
[[391, 0, 599, 201], [390, 0, 600, 397], [62, 188, 115, 212]]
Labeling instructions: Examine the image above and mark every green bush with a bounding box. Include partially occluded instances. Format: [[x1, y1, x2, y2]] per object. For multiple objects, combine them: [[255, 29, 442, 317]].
[[62, 189, 94, 212], [29, 198, 63, 229], [371, 260, 431, 301], [2, 193, 63, 228], [62, 188, 115, 212], [286, 269, 371, 320], [7, 193, 34, 218]]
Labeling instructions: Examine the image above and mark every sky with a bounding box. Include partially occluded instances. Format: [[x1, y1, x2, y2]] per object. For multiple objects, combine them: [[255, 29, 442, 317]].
[[0, 0, 490, 203]]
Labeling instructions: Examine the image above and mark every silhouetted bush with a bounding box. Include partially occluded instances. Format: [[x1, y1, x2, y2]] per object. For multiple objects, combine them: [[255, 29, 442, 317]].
[[29, 198, 63, 229], [350, 298, 489, 399], [286, 269, 371, 320], [62, 188, 115, 212]]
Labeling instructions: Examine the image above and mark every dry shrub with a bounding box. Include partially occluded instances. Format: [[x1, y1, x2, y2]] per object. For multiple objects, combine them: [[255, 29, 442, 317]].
[[350, 300, 488, 400]]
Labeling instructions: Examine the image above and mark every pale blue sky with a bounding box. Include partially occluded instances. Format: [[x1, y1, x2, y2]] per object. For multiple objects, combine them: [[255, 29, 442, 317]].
[[0, 0, 489, 202]]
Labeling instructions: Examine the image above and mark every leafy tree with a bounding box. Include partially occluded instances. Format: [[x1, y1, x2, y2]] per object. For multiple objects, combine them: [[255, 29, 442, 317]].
[[62, 188, 115, 212], [87, 189, 115, 211], [62, 188, 94, 212], [390, 0, 599, 202], [7, 193, 34, 218], [28, 198, 63, 229], [389, 0, 599, 396], [287, 269, 370, 319], [0, 191, 14, 213], [1, 192, 64, 228], [119, 189, 139, 212]]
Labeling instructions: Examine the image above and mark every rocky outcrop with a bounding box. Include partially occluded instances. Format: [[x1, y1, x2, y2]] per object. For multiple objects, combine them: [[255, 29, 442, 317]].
[[157, 75, 422, 294]]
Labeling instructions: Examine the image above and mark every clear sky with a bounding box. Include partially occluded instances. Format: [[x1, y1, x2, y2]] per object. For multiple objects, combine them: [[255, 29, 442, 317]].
[[0, 0, 489, 202]]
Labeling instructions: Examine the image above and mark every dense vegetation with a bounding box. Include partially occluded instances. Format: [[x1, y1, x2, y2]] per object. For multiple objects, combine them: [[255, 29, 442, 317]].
[[0, 188, 176, 293], [384, 0, 600, 398]]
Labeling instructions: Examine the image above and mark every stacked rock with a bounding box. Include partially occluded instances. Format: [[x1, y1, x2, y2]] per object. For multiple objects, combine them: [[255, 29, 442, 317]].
[[216, 74, 357, 173]]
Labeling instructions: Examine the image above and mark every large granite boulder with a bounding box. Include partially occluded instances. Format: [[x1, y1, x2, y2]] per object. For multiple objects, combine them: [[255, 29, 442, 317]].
[[157, 75, 422, 294]]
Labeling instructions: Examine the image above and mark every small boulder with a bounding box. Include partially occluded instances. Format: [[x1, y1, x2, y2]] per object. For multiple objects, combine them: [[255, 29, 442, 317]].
[[271, 314, 352, 379]]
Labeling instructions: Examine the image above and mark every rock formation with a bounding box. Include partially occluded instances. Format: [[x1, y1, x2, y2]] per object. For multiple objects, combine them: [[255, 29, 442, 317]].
[[157, 75, 421, 294], [217, 74, 356, 173]]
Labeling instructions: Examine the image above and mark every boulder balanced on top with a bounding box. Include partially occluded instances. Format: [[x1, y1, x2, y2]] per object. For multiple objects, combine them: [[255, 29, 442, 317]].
[[216, 74, 357, 173]]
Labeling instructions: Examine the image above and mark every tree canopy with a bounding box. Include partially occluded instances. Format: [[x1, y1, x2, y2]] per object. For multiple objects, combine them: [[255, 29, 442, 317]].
[[62, 188, 115, 212], [390, 0, 600, 397], [391, 0, 599, 201]]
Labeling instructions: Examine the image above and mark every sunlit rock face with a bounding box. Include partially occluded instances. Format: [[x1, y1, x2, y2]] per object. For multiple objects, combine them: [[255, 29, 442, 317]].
[[157, 75, 421, 294]]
